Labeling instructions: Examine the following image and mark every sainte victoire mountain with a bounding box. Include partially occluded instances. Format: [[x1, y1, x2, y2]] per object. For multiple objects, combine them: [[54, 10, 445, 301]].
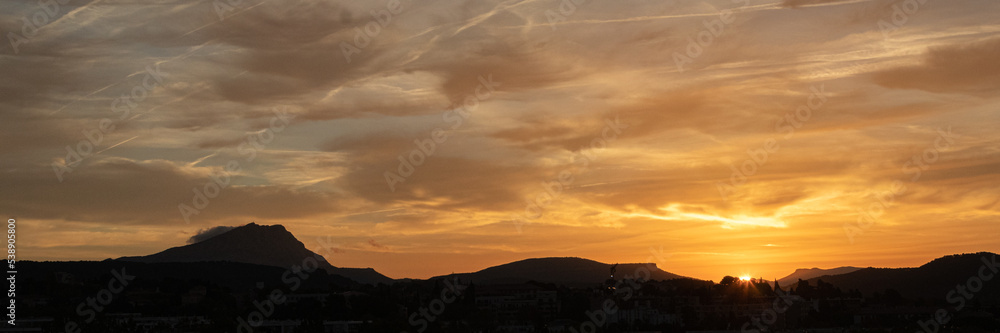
[[117, 222, 394, 285]]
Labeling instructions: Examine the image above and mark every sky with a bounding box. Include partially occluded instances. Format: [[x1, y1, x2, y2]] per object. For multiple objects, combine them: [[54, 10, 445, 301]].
[[1, 0, 998, 281]]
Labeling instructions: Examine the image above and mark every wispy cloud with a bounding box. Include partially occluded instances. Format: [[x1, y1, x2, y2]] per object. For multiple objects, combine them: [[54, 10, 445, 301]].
[[1, 0, 998, 280]]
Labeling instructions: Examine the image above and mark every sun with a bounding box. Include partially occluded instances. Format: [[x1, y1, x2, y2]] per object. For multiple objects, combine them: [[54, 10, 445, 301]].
[[739, 275, 752, 282]]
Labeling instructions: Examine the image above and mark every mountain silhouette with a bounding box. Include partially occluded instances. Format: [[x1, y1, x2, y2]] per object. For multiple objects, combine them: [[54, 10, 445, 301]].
[[800, 252, 1000, 301], [117, 222, 393, 285], [776, 266, 861, 288], [432, 257, 691, 286]]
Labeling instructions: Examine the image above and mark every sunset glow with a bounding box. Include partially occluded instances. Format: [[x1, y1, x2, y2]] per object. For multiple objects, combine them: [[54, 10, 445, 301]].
[[1, 0, 998, 282]]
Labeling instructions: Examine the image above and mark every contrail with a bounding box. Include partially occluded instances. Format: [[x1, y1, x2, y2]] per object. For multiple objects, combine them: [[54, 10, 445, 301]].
[[94, 135, 140, 155], [187, 152, 220, 167]]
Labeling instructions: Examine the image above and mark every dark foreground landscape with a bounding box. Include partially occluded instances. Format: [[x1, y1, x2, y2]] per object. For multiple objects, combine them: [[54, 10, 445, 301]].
[[10, 224, 1000, 332], [4, 0, 999, 331]]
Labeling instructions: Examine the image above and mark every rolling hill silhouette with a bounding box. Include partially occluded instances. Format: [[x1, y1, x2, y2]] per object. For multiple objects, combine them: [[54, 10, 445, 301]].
[[800, 252, 999, 301], [432, 257, 691, 286], [117, 222, 393, 285], [776, 266, 861, 288], [110, 222, 996, 299]]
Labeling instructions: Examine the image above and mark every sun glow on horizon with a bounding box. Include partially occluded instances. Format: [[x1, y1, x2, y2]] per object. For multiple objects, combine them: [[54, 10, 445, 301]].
[[2, 0, 998, 284]]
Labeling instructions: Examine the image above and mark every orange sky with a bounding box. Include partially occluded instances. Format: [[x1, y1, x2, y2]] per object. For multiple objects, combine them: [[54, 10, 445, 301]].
[[2, 0, 999, 281]]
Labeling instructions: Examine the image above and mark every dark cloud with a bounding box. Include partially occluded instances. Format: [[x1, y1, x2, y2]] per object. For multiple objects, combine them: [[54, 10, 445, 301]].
[[195, 136, 250, 149], [320, 134, 412, 158], [91, 0, 355, 50], [872, 37, 1000, 95], [409, 32, 588, 106], [337, 156, 544, 213], [0, 157, 338, 224], [3, 0, 999, 279], [0, 110, 80, 155], [301, 93, 448, 121]]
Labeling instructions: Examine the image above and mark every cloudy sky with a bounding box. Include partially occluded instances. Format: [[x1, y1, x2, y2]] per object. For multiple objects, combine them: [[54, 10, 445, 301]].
[[2, 0, 998, 280]]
